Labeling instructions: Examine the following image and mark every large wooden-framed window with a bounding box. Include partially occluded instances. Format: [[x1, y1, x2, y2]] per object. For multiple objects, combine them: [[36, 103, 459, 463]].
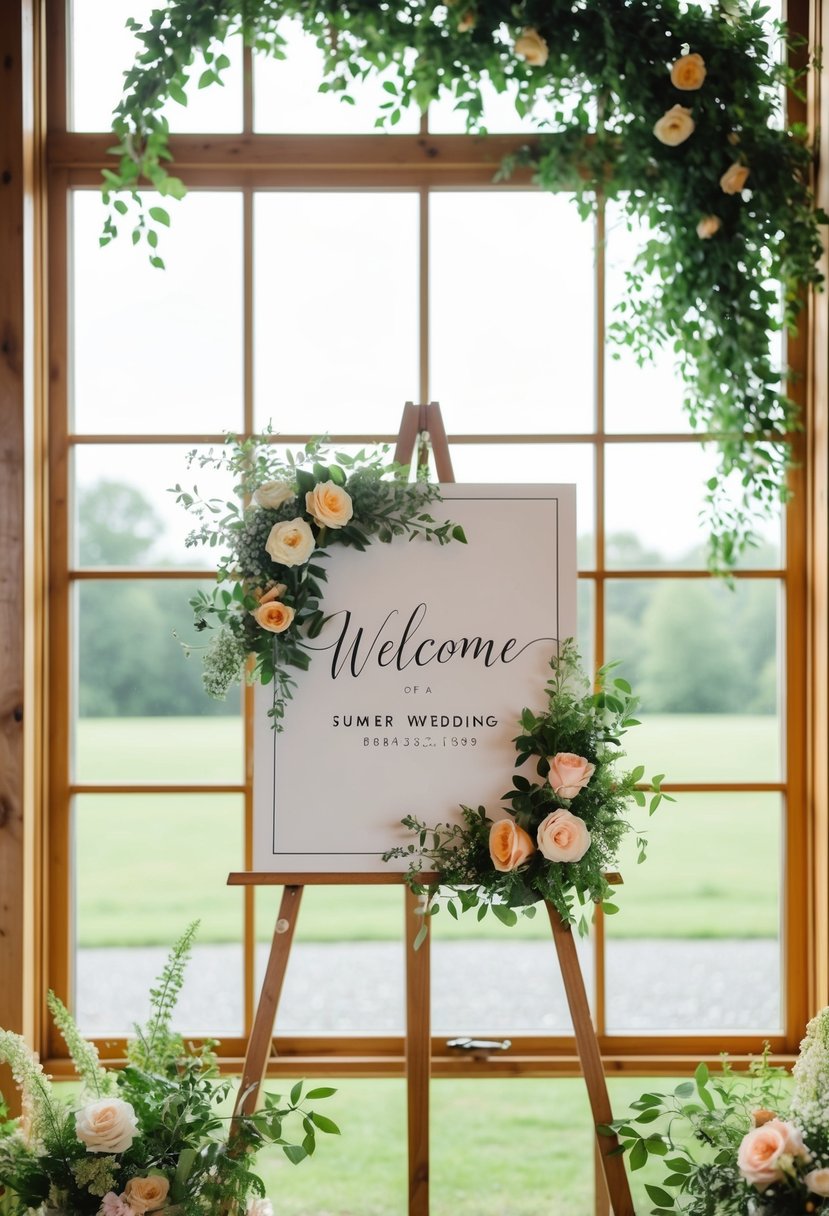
[[38, 0, 823, 1087]]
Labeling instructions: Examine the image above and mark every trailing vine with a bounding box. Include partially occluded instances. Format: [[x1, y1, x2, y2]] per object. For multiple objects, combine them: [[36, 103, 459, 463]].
[[101, 0, 826, 568]]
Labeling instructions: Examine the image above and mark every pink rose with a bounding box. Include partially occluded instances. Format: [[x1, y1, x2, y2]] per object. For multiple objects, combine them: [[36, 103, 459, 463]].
[[547, 753, 595, 800], [737, 1119, 807, 1190], [537, 809, 591, 863], [99, 1195, 133, 1216], [489, 819, 536, 872]]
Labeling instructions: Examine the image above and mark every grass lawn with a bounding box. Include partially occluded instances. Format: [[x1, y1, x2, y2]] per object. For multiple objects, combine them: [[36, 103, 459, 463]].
[[76, 715, 782, 947]]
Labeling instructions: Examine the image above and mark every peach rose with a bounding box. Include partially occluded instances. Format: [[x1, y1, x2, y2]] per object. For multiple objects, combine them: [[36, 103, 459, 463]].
[[254, 600, 295, 634], [696, 215, 721, 239], [265, 518, 315, 567], [247, 1200, 275, 1216], [75, 1098, 139, 1154], [720, 162, 750, 194], [653, 104, 695, 146], [123, 1176, 170, 1214], [456, 9, 476, 31], [670, 52, 706, 90], [305, 483, 354, 529], [751, 1108, 777, 1127], [254, 480, 295, 510], [547, 752, 595, 800], [537, 809, 591, 863], [738, 1119, 807, 1189], [489, 819, 536, 872], [514, 28, 549, 67], [805, 1168, 829, 1196], [258, 583, 287, 604]]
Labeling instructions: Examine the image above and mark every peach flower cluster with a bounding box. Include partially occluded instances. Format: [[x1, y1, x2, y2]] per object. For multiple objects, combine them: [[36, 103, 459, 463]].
[[487, 752, 594, 872], [737, 1117, 808, 1189], [100, 1176, 170, 1216]]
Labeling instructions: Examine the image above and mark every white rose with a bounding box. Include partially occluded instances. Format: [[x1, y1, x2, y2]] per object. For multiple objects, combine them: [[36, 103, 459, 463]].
[[264, 518, 315, 567], [514, 28, 549, 67], [653, 104, 695, 146], [254, 480, 296, 510], [75, 1098, 139, 1154]]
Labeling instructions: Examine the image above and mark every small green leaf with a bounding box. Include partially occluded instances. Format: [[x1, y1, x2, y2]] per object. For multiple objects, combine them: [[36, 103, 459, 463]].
[[149, 205, 171, 226]]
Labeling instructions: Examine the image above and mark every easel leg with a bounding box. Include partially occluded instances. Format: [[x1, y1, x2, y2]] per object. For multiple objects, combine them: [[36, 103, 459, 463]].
[[233, 884, 303, 1120], [405, 886, 430, 1216], [547, 902, 634, 1216]]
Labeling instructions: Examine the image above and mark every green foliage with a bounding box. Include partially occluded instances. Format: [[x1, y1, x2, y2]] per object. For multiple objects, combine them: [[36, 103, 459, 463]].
[[100, 0, 826, 569], [608, 1044, 829, 1214], [385, 639, 673, 931], [174, 433, 465, 727], [0, 926, 337, 1216]]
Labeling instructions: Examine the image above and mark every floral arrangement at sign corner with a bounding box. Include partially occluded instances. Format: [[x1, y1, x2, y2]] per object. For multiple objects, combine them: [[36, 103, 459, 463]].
[[383, 639, 672, 944], [609, 1005, 829, 1214], [171, 433, 465, 728], [0, 922, 339, 1216]]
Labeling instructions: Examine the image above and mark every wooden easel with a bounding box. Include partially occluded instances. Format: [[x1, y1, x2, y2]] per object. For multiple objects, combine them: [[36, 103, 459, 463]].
[[229, 403, 634, 1216]]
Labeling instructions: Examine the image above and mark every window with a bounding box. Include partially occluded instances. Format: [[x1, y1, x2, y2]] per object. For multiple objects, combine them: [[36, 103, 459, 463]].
[[50, 0, 810, 1093]]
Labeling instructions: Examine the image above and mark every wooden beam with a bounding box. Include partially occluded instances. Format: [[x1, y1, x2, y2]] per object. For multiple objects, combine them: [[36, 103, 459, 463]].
[[0, 0, 42, 1110]]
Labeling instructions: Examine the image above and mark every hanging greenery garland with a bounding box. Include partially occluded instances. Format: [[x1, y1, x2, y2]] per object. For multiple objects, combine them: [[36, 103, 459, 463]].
[[101, 0, 826, 569]]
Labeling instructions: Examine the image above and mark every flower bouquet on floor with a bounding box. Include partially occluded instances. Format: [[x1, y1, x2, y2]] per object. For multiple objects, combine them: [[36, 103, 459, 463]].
[[0, 924, 337, 1216], [611, 1007, 829, 1213], [384, 639, 671, 943]]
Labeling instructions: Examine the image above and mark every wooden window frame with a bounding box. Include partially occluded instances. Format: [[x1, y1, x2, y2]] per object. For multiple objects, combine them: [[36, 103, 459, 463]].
[[6, 0, 821, 1079]]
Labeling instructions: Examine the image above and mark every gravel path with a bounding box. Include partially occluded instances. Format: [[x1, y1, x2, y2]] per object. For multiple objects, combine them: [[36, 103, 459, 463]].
[[76, 939, 780, 1038]]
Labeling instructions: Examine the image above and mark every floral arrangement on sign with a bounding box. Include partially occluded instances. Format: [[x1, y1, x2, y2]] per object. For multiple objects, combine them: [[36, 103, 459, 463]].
[[0, 924, 338, 1216], [610, 1006, 829, 1214], [383, 640, 671, 943], [101, 0, 826, 569], [172, 434, 465, 726]]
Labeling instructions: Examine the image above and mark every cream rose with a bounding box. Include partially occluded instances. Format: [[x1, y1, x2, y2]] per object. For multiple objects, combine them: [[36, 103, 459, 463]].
[[254, 600, 295, 634], [537, 809, 591, 863], [547, 752, 595, 800], [253, 480, 296, 510], [514, 28, 549, 67], [75, 1098, 139, 1154], [653, 104, 695, 146], [489, 819, 536, 872], [696, 214, 721, 239], [123, 1176, 170, 1214], [805, 1168, 829, 1196], [456, 9, 476, 31], [738, 1119, 807, 1189], [720, 162, 750, 194], [670, 52, 706, 90], [305, 482, 354, 529], [247, 1201, 275, 1216], [265, 518, 315, 567]]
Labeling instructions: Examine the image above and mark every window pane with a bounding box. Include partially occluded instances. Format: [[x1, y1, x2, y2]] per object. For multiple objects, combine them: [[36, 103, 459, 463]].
[[255, 886, 404, 1033], [254, 21, 419, 134], [75, 794, 243, 1034], [449, 442, 595, 566], [258, 1079, 405, 1212], [73, 445, 236, 568], [430, 193, 594, 433], [73, 580, 243, 782], [72, 191, 244, 433], [70, 0, 243, 132], [254, 193, 419, 432], [431, 916, 594, 1035], [429, 76, 558, 134], [605, 793, 782, 1033], [604, 578, 783, 782], [605, 443, 782, 569]]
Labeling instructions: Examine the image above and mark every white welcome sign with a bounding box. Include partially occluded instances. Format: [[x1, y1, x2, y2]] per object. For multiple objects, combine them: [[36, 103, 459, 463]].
[[253, 484, 577, 873]]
